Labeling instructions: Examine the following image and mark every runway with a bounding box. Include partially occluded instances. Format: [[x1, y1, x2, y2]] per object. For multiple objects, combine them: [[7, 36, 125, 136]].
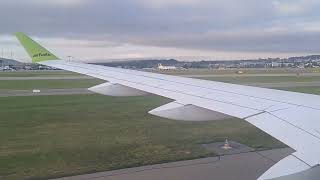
[[0, 88, 93, 97], [0, 76, 93, 80], [52, 148, 294, 180]]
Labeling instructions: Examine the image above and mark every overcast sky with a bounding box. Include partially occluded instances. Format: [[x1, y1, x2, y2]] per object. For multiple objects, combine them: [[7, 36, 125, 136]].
[[1, 0, 320, 62]]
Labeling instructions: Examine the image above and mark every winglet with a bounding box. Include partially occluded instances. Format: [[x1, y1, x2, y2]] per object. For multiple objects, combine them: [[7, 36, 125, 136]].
[[14, 32, 60, 63]]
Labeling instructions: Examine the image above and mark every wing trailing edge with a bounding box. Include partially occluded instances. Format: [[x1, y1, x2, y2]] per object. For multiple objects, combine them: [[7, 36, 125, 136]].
[[258, 154, 310, 180]]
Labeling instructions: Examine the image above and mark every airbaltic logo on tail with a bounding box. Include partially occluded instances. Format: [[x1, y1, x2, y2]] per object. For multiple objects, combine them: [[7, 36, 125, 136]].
[[33, 52, 52, 58]]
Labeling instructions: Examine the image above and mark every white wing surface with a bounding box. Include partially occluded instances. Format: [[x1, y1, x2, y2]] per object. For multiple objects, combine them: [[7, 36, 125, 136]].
[[15, 32, 320, 180]]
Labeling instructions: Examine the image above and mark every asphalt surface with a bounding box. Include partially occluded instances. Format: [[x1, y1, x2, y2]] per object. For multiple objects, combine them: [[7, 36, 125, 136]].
[[0, 76, 93, 80], [52, 148, 294, 180], [0, 88, 93, 97]]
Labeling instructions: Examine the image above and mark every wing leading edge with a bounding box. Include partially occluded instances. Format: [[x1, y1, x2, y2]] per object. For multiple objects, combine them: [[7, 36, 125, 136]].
[[15, 33, 320, 180]]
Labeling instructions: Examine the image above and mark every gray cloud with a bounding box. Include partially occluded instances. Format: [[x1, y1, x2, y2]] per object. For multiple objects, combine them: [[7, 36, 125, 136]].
[[1, 0, 320, 60]]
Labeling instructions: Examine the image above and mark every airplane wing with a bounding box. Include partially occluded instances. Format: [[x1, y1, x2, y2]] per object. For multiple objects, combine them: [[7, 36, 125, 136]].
[[15, 32, 320, 180]]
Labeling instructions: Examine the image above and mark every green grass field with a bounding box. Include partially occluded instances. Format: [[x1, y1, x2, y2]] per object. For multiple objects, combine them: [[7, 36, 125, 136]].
[[160, 68, 320, 75], [0, 95, 283, 180], [1, 69, 320, 180]]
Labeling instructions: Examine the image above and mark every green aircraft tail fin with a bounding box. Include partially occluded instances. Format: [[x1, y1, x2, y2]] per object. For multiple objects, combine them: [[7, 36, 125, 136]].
[[14, 32, 60, 63]]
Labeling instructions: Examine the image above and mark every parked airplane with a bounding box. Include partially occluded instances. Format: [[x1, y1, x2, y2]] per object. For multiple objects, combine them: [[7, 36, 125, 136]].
[[15, 32, 320, 180], [157, 63, 177, 70]]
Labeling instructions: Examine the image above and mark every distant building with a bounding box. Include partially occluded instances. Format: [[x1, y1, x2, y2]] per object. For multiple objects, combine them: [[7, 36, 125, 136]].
[[157, 63, 177, 70], [271, 62, 281, 68]]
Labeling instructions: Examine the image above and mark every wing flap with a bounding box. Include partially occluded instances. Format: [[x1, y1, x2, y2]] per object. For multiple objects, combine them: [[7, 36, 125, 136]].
[[258, 154, 310, 180], [246, 112, 320, 166], [270, 106, 320, 139]]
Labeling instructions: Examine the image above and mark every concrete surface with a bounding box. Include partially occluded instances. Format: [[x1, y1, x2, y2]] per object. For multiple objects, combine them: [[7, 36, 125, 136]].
[[53, 148, 294, 180], [202, 141, 254, 155]]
